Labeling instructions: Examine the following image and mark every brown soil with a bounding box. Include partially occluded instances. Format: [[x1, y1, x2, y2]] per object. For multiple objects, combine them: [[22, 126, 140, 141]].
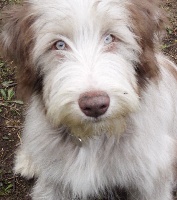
[[0, 0, 177, 199]]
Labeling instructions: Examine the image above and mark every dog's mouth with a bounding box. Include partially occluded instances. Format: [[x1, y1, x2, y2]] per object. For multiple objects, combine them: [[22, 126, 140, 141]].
[[85, 115, 105, 123], [57, 114, 126, 147]]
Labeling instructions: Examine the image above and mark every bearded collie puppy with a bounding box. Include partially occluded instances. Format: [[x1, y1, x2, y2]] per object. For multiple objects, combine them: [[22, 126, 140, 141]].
[[1, 0, 177, 199]]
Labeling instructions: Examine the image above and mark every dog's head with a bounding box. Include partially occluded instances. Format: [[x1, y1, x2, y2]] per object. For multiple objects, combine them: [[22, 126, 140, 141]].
[[0, 0, 165, 138]]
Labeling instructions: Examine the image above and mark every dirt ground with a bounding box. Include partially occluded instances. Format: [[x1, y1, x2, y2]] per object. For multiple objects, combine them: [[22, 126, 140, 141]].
[[0, 0, 177, 199]]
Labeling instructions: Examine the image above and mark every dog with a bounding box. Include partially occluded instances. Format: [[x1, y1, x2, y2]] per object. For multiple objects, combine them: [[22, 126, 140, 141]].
[[1, 0, 177, 199]]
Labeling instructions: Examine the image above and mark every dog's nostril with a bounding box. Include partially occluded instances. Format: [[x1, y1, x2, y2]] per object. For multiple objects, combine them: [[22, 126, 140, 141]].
[[78, 91, 110, 118], [100, 105, 107, 109], [84, 107, 91, 111]]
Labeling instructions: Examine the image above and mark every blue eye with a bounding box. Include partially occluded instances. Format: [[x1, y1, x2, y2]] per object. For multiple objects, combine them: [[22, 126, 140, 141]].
[[54, 40, 66, 50], [104, 34, 114, 44]]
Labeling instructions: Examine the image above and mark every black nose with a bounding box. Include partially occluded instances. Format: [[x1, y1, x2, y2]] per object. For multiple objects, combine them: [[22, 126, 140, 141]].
[[78, 91, 110, 118]]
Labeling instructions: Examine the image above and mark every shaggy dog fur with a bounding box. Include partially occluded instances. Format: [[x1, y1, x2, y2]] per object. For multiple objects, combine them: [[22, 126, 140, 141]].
[[1, 0, 177, 199]]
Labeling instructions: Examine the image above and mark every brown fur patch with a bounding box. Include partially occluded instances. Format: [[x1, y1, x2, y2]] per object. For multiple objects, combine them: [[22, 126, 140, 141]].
[[127, 0, 166, 87], [0, 3, 41, 101]]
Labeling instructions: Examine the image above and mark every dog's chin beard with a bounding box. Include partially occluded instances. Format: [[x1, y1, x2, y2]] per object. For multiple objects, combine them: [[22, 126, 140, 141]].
[[57, 115, 127, 145]]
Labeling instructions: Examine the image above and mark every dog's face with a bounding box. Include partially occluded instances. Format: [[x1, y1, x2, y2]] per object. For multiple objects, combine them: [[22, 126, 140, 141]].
[[0, 0, 164, 138]]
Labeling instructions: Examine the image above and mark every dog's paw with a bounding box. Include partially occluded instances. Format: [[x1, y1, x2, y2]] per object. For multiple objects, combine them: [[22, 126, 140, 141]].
[[14, 149, 39, 179]]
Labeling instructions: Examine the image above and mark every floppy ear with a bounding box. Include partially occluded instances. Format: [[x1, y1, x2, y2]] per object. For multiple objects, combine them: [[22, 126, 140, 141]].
[[127, 0, 166, 86], [0, 4, 42, 101]]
